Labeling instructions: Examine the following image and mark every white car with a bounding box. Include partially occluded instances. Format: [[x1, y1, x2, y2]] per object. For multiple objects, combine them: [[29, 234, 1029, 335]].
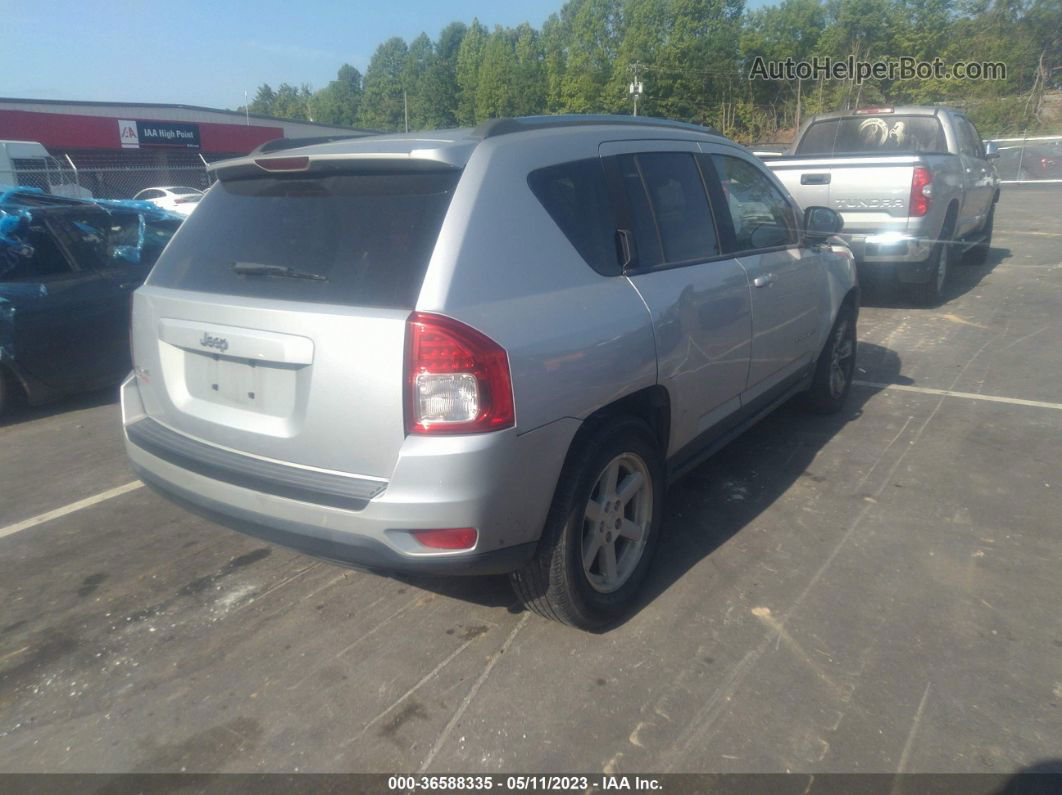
[[133, 186, 203, 216]]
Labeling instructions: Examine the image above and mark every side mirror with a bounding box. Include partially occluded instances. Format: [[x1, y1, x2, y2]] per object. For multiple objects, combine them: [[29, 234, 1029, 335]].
[[984, 141, 1000, 159], [804, 206, 843, 242]]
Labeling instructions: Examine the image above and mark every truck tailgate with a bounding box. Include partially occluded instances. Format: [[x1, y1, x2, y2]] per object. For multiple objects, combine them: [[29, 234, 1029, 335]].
[[768, 156, 920, 233]]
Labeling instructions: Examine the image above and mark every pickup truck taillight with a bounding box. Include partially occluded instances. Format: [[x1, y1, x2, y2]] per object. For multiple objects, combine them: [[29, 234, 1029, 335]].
[[405, 312, 514, 435], [910, 166, 932, 217]]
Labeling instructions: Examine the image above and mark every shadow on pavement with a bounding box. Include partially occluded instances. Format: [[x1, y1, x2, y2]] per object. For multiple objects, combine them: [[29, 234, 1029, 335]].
[[0, 384, 119, 429], [992, 759, 1062, 794], [859, 245, 1011, 308], [399, 340, 902, 625]]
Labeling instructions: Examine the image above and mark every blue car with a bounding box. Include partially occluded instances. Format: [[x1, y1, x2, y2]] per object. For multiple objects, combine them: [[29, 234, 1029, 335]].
[[0, 189, 182, 414]]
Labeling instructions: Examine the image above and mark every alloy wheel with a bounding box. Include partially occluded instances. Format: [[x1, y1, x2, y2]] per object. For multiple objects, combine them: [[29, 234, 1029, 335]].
[[580, 452, 653, 594], [828, 319, 855, 400]]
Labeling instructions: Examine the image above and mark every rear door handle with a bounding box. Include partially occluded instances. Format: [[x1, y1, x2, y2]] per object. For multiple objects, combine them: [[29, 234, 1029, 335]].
[[753, 274, 775, 288]]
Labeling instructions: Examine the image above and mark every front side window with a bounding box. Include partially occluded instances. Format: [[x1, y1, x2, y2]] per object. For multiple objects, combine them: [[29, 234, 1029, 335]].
[[711, 155, 798, 253], [959, 118, 985, 159]]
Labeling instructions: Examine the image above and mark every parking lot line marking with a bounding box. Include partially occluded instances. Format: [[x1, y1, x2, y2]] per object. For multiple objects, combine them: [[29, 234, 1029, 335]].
[[0, 481, 144, 540], [419, 613, 530, 773], [996, 230, 1062, 238], [853, 381, 1062, 411]]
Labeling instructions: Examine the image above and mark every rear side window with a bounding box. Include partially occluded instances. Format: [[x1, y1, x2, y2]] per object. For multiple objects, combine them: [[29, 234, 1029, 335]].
[[619, 152, 719, 267], [712, 155, 798, 252], [148, 171, 460, 309], [527, 158, 619, 276]]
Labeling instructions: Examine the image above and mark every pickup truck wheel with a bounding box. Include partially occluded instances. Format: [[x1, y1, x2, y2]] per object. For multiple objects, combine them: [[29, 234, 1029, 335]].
[[0, 367, 12, 417], [964, 206, 994, 265], [510, 418, 664, 629], [908, 225, 953, 306], [800, 306, 856, 415]]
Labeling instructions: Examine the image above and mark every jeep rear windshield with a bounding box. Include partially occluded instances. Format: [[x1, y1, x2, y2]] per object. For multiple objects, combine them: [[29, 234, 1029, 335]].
[[147, 170, 460, 308], [795, 115, 947, 156]]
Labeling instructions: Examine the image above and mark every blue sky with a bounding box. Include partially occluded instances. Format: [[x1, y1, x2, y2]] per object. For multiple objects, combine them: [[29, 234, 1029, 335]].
[[3, 0, 772, 110]]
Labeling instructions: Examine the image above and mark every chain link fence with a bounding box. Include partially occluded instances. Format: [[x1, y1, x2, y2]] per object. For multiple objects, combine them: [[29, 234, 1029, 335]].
[[985, 134, 1062, 183], [3, 151, 216, 201], [70, 151, 213, 200]]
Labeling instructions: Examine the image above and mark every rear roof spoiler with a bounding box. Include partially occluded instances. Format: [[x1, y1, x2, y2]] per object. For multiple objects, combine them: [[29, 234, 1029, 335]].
[[251, 133, 379, 155]]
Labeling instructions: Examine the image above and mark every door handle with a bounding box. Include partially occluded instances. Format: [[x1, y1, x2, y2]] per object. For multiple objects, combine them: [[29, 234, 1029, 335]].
[[753, 274, 775, 288], [800, 173, 831, 185]]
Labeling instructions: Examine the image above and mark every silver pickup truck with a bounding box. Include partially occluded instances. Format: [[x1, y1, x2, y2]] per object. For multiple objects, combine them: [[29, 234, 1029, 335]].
[[767, 106, 1000, 305]]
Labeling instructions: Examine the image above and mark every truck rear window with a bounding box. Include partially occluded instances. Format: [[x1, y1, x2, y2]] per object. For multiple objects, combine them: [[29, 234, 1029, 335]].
[[795, 116, 947, 156], [148, 170, 460, 308]]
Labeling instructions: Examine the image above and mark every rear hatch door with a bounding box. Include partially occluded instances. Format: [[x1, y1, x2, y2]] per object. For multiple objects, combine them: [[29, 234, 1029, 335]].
[[132, 164, 461, 479]]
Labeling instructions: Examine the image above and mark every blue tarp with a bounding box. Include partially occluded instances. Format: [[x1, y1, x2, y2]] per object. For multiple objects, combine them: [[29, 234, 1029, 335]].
[[0, 188, 183, 270]]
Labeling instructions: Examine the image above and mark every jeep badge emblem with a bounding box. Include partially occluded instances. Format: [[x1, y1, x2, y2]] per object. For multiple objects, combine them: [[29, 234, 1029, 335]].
[[200, 333, 229, 353]]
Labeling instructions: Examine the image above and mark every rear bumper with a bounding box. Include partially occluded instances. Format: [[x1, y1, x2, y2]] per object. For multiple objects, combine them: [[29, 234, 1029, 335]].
[[844, 231, 933, 264], [133, 464, 536, 575], [121, 374, 576, 575]]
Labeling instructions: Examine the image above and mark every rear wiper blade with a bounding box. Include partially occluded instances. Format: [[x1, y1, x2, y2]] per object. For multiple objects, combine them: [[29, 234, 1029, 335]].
[[231, 261, 328, 281]]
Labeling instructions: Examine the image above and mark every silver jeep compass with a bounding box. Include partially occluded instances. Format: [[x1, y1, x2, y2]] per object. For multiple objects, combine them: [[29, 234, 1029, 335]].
[[123, 115, 858, 629]]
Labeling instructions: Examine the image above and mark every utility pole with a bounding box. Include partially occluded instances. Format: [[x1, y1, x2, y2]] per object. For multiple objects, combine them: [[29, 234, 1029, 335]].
[[244, 91, 250, 125], [404, 91, 409, 133], [628, 63, 645, 116]]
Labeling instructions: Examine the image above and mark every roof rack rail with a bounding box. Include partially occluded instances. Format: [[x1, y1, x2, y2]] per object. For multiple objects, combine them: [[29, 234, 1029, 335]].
[[251, 132, 379, 155], [474, 115, 720, 139]]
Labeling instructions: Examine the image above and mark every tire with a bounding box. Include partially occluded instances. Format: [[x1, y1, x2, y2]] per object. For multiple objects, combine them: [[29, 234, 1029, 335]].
[[964, 205, 994, 265], [800, 304, 857, 415], [510, 418, 664, 629], [0, 367, 11, 417], [907, 217, 955, 307]]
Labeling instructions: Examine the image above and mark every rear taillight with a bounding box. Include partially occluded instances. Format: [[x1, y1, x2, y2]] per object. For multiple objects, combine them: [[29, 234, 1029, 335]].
[[910, 166, 932, 217], [412, 528, 478, 550], [405, 312, 514, 434]]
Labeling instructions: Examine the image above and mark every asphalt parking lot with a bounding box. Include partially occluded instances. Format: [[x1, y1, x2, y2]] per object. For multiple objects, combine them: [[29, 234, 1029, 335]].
[[1, 185, 1060, 775]]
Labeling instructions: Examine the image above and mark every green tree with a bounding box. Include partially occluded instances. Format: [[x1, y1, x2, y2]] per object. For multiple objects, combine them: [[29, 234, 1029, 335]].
[[477, 28, 519, 120], [271, 82, 312, 120], [559, 0, 623, 113], [512, 23, 548, 116], [456, 19, 489, 124], [402, 33, 436, 129], [359, 37, 410, 131], [415, 22, 467, 128], [309, 64, 363, 126], [248, 84, 277, 116], [540, 13, 569, 113]]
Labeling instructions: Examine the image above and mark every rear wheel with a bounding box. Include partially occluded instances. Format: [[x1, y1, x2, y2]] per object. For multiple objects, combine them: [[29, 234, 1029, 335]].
[[964, 205, 994, 265], [800, 305, 856, 415], [0, 367, 12, 417], [908, 220, 954, 307], [510, 418, 664, 629]]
